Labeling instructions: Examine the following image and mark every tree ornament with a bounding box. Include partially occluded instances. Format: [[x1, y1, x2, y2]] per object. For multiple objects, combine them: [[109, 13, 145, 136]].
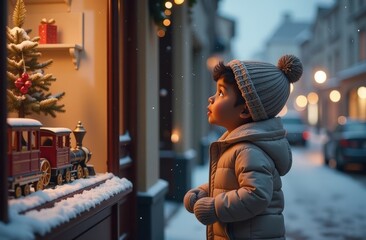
[[24, 80, 32, 88], [20, 86, 28, 94], [14, 78, 24, 88], [21, 72, 29, 81]]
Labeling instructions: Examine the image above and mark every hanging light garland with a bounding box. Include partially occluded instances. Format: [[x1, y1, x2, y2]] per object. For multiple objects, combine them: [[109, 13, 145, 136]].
[[149, 0, 196, 37]]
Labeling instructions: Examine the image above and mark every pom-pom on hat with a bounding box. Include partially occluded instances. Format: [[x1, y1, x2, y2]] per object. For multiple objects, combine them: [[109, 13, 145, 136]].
[[228, 54, 303, 122]]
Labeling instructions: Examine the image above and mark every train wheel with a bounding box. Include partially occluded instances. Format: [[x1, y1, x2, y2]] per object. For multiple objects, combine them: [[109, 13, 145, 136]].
[[22, 184, 30, 196], [76, 165, 83, 179], [83, 167, 89, 178], [14, 186, 22, 198], [65, 170, 72, 183], [35, 181, 43, 191], [40, 159, 51, 187], [56, 173, 63, 185]]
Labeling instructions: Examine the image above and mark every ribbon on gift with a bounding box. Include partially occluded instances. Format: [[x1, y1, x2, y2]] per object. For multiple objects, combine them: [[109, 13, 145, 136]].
[[40, 18, 56, 24]]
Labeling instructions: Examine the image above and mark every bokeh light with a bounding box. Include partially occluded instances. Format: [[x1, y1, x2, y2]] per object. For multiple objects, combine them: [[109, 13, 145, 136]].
[[163, 19, 171, 27], [338, 115, 347, 125], [307, 92, 318, 104], [171, 132, 180, 143], [329, 90, 341, 102], [174, 0, 184, 4], [296, 95, 308, 108], [314, 70, 327, 84], [165, 1, 173, 9], [357, 86, 366, 99]]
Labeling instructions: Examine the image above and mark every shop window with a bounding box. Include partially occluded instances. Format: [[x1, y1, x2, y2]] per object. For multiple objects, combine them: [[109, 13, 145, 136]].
[[349, 88, 366, 120]]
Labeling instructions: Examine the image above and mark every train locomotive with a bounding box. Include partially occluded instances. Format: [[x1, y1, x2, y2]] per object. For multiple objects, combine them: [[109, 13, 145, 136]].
[[7, 118, 93, 198]]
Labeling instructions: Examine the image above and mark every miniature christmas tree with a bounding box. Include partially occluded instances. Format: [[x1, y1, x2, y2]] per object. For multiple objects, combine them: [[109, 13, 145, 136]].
[[7, 0, 65, 118]]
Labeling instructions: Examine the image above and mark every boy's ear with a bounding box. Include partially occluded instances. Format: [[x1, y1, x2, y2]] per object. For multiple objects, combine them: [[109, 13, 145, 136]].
[[239, 105, 251, 119]]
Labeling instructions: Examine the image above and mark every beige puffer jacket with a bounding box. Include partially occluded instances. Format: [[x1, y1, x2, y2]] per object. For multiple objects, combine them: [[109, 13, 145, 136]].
[[200, 117, 292, 240]]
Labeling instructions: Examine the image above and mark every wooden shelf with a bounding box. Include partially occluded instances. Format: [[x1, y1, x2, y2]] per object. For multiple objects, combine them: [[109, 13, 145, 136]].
[[25, 12, 84, 70], [25, 0, 72, 11], [38, 44, 83, 70]]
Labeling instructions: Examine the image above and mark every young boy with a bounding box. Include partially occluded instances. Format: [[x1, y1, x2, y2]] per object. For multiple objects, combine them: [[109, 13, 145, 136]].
[[183, 55, 303, 239]]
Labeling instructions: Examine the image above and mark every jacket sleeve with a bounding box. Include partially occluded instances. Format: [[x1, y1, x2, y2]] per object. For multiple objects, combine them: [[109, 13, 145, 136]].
[[198, 183, 209, 194], [214, 146, 274, 222]]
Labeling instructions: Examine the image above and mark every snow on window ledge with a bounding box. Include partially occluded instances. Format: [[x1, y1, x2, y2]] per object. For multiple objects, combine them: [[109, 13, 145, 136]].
[[0, 173, 133, 240]]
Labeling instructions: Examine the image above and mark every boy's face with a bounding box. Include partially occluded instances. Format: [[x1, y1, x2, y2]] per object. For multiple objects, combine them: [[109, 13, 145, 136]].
[[207, 78, 246, 132]]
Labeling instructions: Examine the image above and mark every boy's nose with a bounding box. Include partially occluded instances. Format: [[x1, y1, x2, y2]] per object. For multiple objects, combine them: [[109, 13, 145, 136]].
[[208, 96, 214, 103]]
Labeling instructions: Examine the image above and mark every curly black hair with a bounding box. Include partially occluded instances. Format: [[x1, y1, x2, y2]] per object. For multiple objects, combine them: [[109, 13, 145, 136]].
[[212, 62, 245, 106]]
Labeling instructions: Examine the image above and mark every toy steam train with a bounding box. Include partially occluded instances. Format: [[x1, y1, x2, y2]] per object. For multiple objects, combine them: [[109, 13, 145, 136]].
[[7, 118, 93, 198]]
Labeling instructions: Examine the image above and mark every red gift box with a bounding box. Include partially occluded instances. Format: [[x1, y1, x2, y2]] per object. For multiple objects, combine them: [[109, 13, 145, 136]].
[[39, 23, 57, 44]]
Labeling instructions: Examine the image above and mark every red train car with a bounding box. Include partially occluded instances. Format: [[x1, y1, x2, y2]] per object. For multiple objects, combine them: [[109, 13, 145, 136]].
[[40, 127, 74, 186], [7, 118, 44, 198], [7, 118, 93, 198]]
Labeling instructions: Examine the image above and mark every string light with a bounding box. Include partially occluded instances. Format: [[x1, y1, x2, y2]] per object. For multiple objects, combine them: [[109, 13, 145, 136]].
[[149, 0, 197, 37], [163, 19, 171, 27], [164, 9, 172, 16], [157, 29, 166, 38], [165, 1, 173, 9]]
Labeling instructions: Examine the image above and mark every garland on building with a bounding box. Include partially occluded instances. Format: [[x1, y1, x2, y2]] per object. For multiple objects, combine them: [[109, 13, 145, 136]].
[[7, 0, 65, 118], [149, 0, 196, 37]]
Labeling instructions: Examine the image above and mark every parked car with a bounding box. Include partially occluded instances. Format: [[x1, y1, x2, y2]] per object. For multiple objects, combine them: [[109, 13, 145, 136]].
[[281, 113, 310, 146], [323, 119, 366, 171]]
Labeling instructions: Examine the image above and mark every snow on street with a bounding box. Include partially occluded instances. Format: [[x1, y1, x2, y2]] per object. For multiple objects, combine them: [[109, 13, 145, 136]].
[[283, 145, 366, 240]]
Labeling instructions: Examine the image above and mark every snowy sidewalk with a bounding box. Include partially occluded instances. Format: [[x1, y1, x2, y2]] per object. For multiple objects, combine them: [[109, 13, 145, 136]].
[[164, 164, 207, 240]]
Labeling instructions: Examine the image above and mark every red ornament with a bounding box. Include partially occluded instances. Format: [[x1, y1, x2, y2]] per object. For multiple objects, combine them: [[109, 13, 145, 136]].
[[15, 78, 24, 88], [24, 80, 32, 88], [21, 72, 29, 82], [20, 86, 28, 94]]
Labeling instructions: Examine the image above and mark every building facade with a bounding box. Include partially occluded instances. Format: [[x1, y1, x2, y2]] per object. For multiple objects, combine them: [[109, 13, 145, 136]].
[[301, 0, 366, 130]]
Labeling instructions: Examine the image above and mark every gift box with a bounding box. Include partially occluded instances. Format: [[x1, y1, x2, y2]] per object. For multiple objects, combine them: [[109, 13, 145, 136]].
[[39, 19, 57, 44]]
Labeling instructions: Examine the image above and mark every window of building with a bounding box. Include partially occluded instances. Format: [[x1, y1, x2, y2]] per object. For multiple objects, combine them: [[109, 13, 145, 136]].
[[348, 36, 356, 66], [349, 88, 366, 120]]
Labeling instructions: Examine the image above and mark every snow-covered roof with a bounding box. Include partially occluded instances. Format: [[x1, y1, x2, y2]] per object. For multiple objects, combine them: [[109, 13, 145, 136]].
[[40, 127, 72, 134], [7, 118, 42, 128], [266, 14, 311, 45]]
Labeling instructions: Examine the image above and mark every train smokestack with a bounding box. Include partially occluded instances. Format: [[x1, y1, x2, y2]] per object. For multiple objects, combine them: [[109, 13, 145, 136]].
[[73, 121, 86, 148]]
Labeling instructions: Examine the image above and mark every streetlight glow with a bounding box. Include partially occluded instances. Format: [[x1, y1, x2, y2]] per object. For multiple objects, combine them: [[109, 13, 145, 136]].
[[296, 95, 308, 108], [307, 92, 319, 104], [174, 0, 185, 4], [329, 90, 341, 102], [358, 86, 366, 99], [314, 70, 327, 84], [171, 132, 180, 143], [165, 1, 173, 9]]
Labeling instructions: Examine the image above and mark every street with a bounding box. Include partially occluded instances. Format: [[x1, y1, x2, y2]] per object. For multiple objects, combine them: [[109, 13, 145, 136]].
[[284, 139, 366, 240], [165, 133, 366, 240]]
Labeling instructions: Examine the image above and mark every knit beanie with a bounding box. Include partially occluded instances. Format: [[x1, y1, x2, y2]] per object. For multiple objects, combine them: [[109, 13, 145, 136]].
[[228, 55, 303, 122]]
